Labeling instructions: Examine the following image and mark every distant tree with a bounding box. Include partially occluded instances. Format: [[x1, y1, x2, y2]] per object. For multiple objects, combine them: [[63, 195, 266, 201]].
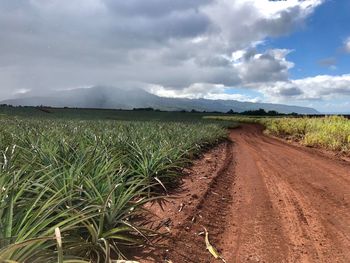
[[267, 110, 279, 116], [239, 108, 287, 116], [240, 108, 267, 116], [226, 109, 237, 114], [289, 112, 299, 116], [132, 107, 154, 111]]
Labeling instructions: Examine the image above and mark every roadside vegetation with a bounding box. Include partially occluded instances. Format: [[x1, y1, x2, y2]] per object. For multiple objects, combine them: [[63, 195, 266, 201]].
[[205, 115, 350, 154], [0, 118, 226, 262]]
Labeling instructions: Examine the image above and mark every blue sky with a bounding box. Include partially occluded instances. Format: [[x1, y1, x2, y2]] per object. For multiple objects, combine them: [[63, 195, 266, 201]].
[[270, 0, 350, 79], [0, 0, 349, 112]]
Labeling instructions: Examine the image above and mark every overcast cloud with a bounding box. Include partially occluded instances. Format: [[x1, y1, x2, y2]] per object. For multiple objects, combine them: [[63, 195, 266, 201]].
[[1, 0, 349, 111]]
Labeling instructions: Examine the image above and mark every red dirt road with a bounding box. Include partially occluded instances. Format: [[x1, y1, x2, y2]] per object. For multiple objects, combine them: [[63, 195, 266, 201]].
[[221, 124, 350, 263], [140, 124, 350, 263]]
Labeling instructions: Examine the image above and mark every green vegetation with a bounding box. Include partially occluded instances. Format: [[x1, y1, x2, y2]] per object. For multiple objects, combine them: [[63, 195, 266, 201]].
[[205, 115, 350, 154], [0, 117, 226, 262], [0, 105, 229, 122], [225, 108, 299, 116]]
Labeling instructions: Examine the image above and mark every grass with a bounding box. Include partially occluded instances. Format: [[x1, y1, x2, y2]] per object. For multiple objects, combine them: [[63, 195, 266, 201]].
[[205, 115, 350, 154], [0, 117, 227, 262]]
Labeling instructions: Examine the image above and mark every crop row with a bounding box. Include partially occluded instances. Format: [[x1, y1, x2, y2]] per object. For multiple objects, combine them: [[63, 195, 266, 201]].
[[0, 119, 226, 262]]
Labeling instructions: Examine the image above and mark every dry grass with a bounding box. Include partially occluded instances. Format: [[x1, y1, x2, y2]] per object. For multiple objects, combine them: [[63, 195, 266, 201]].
[[205, 115, 350, 153]]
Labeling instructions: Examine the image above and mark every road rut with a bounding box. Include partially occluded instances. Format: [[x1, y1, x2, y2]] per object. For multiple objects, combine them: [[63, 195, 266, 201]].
[[220, 124, 350, 263], [141, 124, 350, 263]]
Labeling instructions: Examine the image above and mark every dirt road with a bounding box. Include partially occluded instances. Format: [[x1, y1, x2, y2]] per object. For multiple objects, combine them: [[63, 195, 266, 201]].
[[140, 124, 350, 263]]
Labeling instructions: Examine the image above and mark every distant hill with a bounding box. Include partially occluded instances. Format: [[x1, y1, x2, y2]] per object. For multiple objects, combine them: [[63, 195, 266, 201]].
[[1, 86, 319, 114]]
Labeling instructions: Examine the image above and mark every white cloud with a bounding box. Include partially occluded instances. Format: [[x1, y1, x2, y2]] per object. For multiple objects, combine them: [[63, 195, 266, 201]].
[[344, 37, 350, 53], [202, 0, 323, 53], [146, 47, 296, 102], [147, 83, 260, 102], [258, 74, 350, 102], [233, 48, 294, 83], [14, 88, 31, 95], [243, 0, 323, 17], [148, 83, 227, 99]]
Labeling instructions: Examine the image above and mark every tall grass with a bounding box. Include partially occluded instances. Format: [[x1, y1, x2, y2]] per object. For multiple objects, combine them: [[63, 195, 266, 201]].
[[205, 115, 350, 153], [0, 119, 226, 262]]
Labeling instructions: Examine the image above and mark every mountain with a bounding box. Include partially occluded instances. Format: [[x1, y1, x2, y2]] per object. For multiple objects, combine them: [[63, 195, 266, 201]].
[[1, 86, 319, 114]]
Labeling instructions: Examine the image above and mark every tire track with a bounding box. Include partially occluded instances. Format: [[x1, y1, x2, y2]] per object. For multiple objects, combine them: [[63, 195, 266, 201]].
[[140, 124, 350, 263], [222, 124, 350, 263]]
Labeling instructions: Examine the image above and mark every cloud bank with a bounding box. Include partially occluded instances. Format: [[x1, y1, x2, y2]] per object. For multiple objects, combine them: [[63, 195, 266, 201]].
[[1, 0, 349, 111]]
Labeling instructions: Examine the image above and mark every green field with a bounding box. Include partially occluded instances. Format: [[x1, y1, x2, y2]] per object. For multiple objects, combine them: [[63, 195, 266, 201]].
[[0, 105, 228, 122], [205, 115, 350, 154], [1, 107, 349, 261], [0, 108, 231, 262]]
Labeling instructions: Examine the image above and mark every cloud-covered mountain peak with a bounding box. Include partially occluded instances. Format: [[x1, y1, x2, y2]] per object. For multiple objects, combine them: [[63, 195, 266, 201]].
[[1, 86, 318, 114]]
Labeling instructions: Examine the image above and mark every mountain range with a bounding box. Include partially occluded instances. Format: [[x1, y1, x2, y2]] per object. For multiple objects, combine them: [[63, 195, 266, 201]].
[[0, 86, 318, 114]]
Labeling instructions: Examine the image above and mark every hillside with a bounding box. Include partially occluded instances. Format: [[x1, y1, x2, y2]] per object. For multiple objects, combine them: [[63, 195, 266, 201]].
[[1, 86, 319, 114]]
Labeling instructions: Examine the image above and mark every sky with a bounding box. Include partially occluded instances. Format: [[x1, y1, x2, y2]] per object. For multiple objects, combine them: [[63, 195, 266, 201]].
[[0, 0, 349, 112]]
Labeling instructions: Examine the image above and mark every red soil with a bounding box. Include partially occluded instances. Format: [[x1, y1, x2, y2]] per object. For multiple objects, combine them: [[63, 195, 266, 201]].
[[137, 124, 350, 263]]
